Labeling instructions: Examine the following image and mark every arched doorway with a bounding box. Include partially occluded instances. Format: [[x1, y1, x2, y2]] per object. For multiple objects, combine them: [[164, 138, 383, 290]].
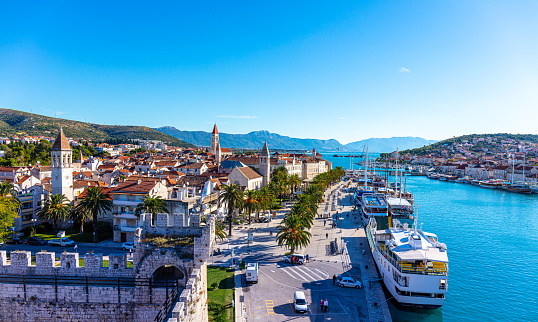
[[153, 265, 185, 285]]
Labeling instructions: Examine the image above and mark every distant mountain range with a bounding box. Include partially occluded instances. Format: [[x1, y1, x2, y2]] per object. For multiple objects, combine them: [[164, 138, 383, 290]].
[[155, 126, 437, 152], [0, 109, 194, 147]]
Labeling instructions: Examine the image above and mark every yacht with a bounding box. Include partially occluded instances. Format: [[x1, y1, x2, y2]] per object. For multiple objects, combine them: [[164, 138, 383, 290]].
[[387, 197, 414, 227], [366, 219, 448, 308], [360, 193, 389, 229]]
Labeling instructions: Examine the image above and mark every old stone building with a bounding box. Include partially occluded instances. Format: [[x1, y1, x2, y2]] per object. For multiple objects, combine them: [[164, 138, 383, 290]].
[[0, 212, 214, 321]]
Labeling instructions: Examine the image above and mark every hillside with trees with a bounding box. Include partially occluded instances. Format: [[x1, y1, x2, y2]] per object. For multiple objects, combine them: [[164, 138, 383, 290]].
[[0, 108, 194, 148]]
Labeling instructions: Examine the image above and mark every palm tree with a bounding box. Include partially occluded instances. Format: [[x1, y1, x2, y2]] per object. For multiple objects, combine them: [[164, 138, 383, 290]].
[[76, 187, 113, 243], [135, 195, 168, 216], [276, 213, 311, 255], [71, 206, 92, 233], [218, 184, 244, 237], [37, 194, 71, 232], [289, 174, 302, 197], [243, 190, 259, 225], [0, 181, 20, 240], [214, 220, 228, 241]]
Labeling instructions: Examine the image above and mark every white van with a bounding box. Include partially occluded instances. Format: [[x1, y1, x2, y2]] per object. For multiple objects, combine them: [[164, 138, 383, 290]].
[[246, 263, 258, 283], [293, 291, 308, 313]]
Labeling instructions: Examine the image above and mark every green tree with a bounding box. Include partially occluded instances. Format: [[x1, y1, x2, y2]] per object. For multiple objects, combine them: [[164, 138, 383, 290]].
[[76, 187, 113, 243], [243, 190, 259, 225], [37, 194, 71, 232], [218, 184, 244, 237], [214, 220, 228, 241], [71, 206, 92, 233], [289, 174, 302, 196], [135, 195, 169, 217], [0, 181, 20, 240], [275, 213, 311, 255]]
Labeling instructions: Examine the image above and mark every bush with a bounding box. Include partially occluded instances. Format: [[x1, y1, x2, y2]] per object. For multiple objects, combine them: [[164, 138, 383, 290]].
[[211, 282, 218, 290], [239, 261, 246, 270]]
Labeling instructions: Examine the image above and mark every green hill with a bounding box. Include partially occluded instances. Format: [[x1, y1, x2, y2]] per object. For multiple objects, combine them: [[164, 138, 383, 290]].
[[0, 108, 194, 147], [399, 133, 538, 156]]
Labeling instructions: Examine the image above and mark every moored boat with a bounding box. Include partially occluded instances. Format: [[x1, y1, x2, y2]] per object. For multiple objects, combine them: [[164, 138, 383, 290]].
[[366, 218, 448, 308]]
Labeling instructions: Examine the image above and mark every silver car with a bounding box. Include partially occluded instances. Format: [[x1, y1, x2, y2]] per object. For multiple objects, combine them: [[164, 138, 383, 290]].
[[338, 277, 362, 288]]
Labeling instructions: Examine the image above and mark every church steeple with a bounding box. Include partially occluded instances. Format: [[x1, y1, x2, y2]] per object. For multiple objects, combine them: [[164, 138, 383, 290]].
[[51, 128, 73, 201], [210, 124, 220, 155], [259, 141, 271, 187]]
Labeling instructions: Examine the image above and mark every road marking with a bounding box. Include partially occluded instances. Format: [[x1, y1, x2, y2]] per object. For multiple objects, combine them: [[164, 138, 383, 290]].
[[303, 267, 323, 280], [281, 266, 308, 281], [313, 268, 329, 278], [295, 267, 316, 281], [336, 299, 348, 314], [265, 300, 275, 315]]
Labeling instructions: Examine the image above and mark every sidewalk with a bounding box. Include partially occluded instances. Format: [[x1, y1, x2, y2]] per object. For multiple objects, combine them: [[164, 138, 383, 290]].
[[234, 267, 247, 322]]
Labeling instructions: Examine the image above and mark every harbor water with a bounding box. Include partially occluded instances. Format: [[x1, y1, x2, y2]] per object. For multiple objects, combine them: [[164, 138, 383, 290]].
[[324, 153, 538, 322]]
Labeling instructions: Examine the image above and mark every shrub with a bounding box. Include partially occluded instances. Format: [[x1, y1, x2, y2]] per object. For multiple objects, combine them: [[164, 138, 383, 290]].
[[210, 282, 218, 290]]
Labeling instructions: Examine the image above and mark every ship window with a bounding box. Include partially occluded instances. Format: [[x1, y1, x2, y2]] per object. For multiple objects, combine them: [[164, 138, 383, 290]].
[[439, 279, 447, 290]]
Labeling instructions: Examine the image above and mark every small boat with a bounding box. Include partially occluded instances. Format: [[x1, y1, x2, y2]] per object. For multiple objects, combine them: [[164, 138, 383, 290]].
[[438, 175, 447, 181], [427, 173, 440, 180], [479, 179, 503, 189], [455, 176, 470, 184], [502, 182, 532, 194], [445, 175, 458, 182]]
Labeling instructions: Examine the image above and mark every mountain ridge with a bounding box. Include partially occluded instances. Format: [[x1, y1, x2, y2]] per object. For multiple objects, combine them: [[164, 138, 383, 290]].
[[0, 109, 195, 147], [155, 126, 437, 152]]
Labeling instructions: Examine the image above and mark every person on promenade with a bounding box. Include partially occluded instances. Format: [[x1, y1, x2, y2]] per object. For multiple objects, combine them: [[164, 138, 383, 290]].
[[320, 299, 324, 312], [324, 220, 326, 226], [306, 254, 309, 263], [324, 299, 329, 312], [326, 233, 328, 239], [332, 275, 336, 285]]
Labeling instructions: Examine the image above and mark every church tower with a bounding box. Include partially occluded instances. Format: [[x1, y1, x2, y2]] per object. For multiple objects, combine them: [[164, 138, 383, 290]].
[[259, 141, 271, 187], [210, 124, 219, 155], [215, 141, 222, 165], [51, 128, 73, 201]]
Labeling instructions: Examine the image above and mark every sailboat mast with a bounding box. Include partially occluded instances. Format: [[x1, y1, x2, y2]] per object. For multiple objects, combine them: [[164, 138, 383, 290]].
[[364, 146, 368, 190]]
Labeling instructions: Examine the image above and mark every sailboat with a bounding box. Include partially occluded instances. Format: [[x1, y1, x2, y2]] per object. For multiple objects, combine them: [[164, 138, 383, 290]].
[[502, 153, 532, 194]]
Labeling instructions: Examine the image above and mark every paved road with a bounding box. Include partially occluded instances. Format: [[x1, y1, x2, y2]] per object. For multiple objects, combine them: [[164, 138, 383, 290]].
[[217, 182, 371, 322]]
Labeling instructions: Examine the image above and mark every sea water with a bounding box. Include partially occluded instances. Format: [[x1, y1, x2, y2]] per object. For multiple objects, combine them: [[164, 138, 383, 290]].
[[324, 153, 538, 322]]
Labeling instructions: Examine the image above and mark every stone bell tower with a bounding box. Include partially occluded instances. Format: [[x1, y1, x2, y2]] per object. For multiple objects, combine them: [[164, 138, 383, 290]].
[[51, 128, 73, 201], [210, 124, 219, 155], [259, 141, 271, 187]]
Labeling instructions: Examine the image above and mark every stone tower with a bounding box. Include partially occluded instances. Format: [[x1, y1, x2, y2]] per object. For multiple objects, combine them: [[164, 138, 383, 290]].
[[259, 141, 271, 187], [210, 124, 219, 155], [51, 128, 73, 200], [215, 141, 222, 165]]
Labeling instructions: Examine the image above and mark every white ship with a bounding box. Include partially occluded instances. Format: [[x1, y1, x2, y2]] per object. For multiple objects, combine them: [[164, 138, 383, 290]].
[[366, 218, 448, 308]]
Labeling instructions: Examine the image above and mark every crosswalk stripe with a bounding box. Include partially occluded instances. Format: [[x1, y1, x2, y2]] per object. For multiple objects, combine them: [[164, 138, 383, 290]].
[[281, 266, 308, 281], [295, 267, 315, 281], [314, 268, 329, 278], [303, 267, 323, 280]]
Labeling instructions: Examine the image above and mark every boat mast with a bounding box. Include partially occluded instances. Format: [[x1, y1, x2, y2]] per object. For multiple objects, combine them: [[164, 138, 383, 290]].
[[512, 153, 515, 184], [364, 146, 368, 190], [523, 153, 526, 184]]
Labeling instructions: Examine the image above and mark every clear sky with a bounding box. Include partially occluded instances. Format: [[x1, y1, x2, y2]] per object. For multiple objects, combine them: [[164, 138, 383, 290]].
[[1, 1, 538, 144]]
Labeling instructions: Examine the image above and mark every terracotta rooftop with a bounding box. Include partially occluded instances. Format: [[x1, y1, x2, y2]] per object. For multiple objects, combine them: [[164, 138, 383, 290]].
[[237, 166, 262, 180], [111, 180, 159, 194], [52, 128, 71, 150]]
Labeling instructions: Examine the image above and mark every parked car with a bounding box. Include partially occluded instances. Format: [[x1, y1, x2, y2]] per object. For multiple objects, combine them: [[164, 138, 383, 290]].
[[5, 237, 25, 244], [26, 237, 48, 246], [122, 242, 134, 251], [293, 291, 308, 313], [338, 276, 362, 289], [283, 254, 305, 265], [47, 238, 75, 247]]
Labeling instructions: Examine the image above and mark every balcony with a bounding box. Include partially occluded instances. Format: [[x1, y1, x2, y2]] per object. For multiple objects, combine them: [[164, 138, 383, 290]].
[[113, 225, 138, 232], [113, 199, 141, 206]]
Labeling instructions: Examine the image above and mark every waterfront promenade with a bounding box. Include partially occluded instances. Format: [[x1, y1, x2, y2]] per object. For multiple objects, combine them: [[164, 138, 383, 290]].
[[211, 179, 391, 322]]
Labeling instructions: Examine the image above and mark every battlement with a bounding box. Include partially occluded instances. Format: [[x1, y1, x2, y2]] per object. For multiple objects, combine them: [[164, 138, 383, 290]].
[[0, 251, 134, 278], [139, 213, 205, 236]]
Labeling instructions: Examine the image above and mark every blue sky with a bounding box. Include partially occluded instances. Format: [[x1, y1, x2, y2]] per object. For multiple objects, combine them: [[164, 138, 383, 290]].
[[1, 1, 538, 144]]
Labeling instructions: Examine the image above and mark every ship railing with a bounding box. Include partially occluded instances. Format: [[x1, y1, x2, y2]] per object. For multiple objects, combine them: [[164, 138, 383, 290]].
[[378, 247, 448, 276]]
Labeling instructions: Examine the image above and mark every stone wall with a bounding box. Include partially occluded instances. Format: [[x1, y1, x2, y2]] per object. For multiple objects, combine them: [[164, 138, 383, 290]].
[[140, 213, 204, 237], [0, 213, 216, 322]]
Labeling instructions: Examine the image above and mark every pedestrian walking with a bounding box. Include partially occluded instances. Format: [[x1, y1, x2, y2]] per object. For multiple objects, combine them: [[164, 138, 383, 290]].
[[305, 254, 309, 263], [324, 220, 326, 226], [332, 274, 336, 285], [324, 299, 329, 312], [326, 233, 328, 239], [320, 299, 324, 312]]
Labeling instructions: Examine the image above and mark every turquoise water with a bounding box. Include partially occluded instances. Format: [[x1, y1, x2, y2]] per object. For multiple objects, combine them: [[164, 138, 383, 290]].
[[325, 153, 538, 322]]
